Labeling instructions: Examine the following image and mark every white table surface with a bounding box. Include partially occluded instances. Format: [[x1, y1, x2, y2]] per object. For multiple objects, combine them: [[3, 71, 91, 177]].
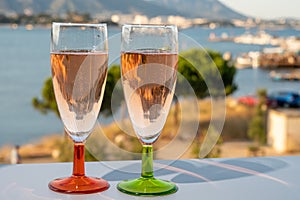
[[1, 156, 300, 200]]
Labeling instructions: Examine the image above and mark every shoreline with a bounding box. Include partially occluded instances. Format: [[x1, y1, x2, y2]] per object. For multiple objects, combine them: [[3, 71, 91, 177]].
[[2, 133, 300, 165], [0, 134, 62, 164]]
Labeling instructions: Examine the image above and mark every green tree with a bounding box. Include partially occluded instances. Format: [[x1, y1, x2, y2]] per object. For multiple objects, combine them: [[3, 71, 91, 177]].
[[174, 48, 237, 124], [101, 64, 122, 116], [247, 88, 267, 145], [177, 48, 237, 98], [32, 65, 121, 117], [32, 77, 59, 117], [247, 89, 267, 156]]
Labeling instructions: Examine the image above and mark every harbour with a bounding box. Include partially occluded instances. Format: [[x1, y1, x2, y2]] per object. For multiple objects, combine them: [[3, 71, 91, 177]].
[[209, 30, 300, 69]]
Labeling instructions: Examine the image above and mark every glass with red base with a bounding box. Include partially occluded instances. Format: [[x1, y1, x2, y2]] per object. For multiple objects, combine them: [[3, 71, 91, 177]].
[[48, 22, 109, 194], [117, 24, 178, 196]]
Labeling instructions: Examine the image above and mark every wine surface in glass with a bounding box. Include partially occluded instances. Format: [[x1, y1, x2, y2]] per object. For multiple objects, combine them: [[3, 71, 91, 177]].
[[51, 51, 108, 142], [121, 50, 177, 144]]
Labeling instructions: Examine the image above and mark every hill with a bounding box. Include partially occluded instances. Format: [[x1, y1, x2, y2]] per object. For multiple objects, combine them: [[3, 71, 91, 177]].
[[154, 0, 247, 20], [0, 0, 246, 20]]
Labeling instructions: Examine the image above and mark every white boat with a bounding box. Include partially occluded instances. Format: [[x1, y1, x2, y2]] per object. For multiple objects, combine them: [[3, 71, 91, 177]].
[[235, 51, 260, 69], [235, 56, 252, 69]]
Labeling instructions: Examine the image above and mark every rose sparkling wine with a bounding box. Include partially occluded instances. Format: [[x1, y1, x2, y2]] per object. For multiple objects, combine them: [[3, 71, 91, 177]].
[[121, 51, 178, 145], [51, 51, 108, 142]]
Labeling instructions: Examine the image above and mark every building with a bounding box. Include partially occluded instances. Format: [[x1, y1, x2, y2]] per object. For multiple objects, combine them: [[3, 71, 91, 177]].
[[267, 109, 300, 153]]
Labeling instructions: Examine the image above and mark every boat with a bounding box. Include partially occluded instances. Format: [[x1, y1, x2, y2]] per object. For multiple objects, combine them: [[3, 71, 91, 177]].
[[233, 31, 273, 45], [235, 51, 260, 69], [235, 55, 252, 69], [270, 70, 300, 81]]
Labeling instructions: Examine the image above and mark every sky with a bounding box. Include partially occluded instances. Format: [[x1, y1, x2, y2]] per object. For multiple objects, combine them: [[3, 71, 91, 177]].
[[219, 0, 300, 19]]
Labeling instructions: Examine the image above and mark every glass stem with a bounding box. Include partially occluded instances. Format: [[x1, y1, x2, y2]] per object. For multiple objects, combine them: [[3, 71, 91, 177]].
[[73, 142, 85, 176], [141, 145, 154, 179]]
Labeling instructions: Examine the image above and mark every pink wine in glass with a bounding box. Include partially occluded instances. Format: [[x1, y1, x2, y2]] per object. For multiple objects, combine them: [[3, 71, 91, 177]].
[[121, 50, 178, 144], [51, 51, 108, 142]]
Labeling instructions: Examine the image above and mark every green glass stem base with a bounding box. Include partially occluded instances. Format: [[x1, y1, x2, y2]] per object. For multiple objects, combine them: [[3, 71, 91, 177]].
[[117, 177, 178, 196], [117, 145, 177, 196]]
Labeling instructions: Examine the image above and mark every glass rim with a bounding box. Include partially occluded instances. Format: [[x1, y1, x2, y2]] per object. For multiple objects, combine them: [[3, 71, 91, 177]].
[[52, 22, 107, 27], [122, 24, 177, 29]]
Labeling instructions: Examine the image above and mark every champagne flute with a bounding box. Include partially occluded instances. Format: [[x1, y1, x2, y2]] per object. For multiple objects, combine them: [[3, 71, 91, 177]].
[[49, 23, 109, 194], [117, 24, 178, 196]]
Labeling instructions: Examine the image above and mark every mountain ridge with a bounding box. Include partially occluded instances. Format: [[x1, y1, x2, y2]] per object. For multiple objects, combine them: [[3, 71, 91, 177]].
[[0, 0, 247, 20]]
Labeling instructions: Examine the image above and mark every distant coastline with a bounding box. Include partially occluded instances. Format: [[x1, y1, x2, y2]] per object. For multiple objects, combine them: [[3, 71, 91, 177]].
[[1, 11, 300, 30]]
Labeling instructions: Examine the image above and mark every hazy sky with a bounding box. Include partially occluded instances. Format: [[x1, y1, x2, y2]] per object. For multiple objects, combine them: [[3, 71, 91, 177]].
[[219, 0, 300, 19]]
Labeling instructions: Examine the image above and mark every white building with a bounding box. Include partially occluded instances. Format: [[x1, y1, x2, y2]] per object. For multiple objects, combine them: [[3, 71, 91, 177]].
[[267, 109, 300, 153]]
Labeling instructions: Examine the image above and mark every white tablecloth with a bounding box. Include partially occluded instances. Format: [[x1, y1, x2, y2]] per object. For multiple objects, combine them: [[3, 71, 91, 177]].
[[0, 156, 300, 199]]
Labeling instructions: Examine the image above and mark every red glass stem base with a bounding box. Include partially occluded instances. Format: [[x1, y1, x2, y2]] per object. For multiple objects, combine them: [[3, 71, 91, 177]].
[[49, 175, 109, 194], [48, 143, 109, 194]]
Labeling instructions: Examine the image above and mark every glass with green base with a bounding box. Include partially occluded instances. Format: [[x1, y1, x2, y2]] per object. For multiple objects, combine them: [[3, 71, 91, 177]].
[[117, 24, 178, 196], [117, 145, 177, 196]]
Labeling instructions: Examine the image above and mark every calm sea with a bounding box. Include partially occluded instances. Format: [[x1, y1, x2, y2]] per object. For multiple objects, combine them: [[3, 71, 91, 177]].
[[0, 25, 299, 147]]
